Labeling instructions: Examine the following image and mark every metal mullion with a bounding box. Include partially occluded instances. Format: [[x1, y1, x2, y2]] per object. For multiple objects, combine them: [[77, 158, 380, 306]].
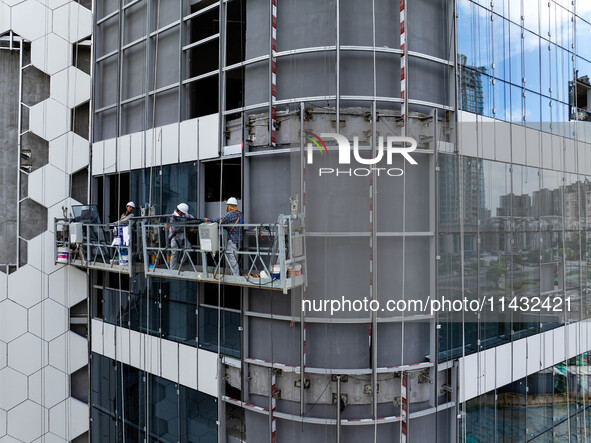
[[182, 33, 220, 52], [148, 20, 181, 37], [147, 82, 180, 96], [120, 94, 147, 106], [96, 50, 118, 63], [183, 2, 220, 22], [97, 9, 119, 25], [94, 103, 118, 113], [181, 69, 221, 85], [121, 35, 147, 52], [274, 45, 336, 58], [407, 50, 455, 66], [122, 0, 143, 10], [116, 2, 123, 139], [223, 54, 269, 71]]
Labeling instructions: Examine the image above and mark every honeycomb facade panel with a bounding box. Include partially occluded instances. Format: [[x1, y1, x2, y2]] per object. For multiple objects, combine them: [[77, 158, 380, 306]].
[[0, 3, 10, 36], [11, 0, 50, 41], [50, 67, 90, 108], [48, 266, 86, 308], [52, 2, 91, 44], [0, 0, 89, 429], [29, 99, 71, 142], [28, 366, 68, 408], [0, 300, 27, 342], [7, 265, 43, 308], [48, 132, 89, 174], [0, 367, 27, 410], [7, 333, 48, 376], [28, 299, 68, 342], [6, 400, 48, 442], [31, 33, 71, 76]]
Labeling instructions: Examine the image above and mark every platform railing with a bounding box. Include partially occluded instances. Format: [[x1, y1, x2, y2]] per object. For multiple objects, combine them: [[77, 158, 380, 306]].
[[141, 214, 306, 293], [54, 218, 141, 275]]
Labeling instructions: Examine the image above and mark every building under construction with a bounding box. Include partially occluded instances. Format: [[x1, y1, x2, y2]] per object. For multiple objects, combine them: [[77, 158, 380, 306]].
[[3, 0, 591, 441]]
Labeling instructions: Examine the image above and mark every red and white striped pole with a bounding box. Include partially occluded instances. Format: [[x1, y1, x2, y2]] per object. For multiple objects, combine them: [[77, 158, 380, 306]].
[[401, 371, 408, 442], [271, 370, 277, 443], [270, 0, 277, 146], [400, 0, 407, 130]]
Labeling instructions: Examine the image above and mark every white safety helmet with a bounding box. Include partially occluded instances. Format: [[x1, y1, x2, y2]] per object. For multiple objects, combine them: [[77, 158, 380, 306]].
[[177, 203, 189, 214], [227, 197, 238, 206], [126, 201, 135, 208]]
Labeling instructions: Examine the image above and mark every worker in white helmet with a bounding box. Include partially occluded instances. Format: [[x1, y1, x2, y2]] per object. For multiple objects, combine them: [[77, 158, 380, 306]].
[[204, 197, 242, 276], [119, 201, 135, 222], [169, 202, 195, 270]]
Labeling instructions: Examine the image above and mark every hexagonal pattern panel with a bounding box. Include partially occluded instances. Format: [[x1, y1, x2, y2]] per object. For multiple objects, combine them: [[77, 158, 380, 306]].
[[7, 400, 48, 442], [29, 299, 68, 341], [28, 164, 70, 208], [0, 367, 27, 410], [0, 2, 10, 36], [0, 341, 6, 369], [29, 98, 71, 142], [0, 1, 90, 442], [50, 67, 90, 108], [8, 333, 48, 376], [29, 366, 68, 408], [48, 132, 89, 174], [31, 33, 71, 76], [52, 2, 92, 43], [11, 1, 50, 41], [48, 265, 86, 308], [7, 265, 44, 308], [0, 300, 27, 342], [49, 331, 87, 374]]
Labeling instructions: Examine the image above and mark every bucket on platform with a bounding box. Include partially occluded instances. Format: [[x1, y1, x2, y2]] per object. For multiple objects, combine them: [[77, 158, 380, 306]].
[[57, 247, 69, 263], [120, 248, 129, 266], [288, 264, 302, 277], [272, 264, 281, 279]]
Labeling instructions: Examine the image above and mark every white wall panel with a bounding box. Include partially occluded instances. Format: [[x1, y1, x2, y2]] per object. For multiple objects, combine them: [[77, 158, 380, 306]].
[[512, 125, 526, 165], [526, 334, 542, 375], [179, 344, 197, 390], [198, 349, 218, 398], [180, 118, 198, 162], [103, 322, 116, 360], [118, 134, 131, 172], [198, 113, 219, 160], [161, 123, 179, 165], [525, 128, 540, 167], [161, 339, 179, 383], [495, 121, 511, 163], [130, 131, 145, 170]]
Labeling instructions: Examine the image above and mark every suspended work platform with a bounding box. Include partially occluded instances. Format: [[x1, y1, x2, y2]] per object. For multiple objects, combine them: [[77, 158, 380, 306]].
[[54, 213, 306, 293]]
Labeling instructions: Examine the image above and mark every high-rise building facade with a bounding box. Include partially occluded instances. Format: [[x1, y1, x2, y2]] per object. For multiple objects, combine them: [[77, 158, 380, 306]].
[[3, 0, 591, 442]]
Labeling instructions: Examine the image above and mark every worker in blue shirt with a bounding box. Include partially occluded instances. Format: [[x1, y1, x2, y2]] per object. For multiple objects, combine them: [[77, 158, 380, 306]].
[[204, 197, 242, 276]]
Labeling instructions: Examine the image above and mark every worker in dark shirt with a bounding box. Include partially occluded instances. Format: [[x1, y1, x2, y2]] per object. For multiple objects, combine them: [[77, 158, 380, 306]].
[[205, 197, 242, 276]]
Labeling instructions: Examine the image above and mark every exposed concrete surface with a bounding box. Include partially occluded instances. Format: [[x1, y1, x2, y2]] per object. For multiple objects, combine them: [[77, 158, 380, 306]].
[[0, 50, 19, 267]]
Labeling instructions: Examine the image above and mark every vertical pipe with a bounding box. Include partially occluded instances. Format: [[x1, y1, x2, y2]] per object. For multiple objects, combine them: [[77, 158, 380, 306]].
[[336, 375, 342, 443], [16, 37, 23, 268], [269, 0, 277, 146], [335, 0, 340, 132], [299, 102, 306, 416]]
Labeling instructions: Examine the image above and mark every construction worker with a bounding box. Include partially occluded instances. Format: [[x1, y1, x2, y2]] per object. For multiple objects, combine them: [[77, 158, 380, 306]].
[[204, 197, 242, 276], [119, 201, 135, 222], [169, 203, 195, 270]]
